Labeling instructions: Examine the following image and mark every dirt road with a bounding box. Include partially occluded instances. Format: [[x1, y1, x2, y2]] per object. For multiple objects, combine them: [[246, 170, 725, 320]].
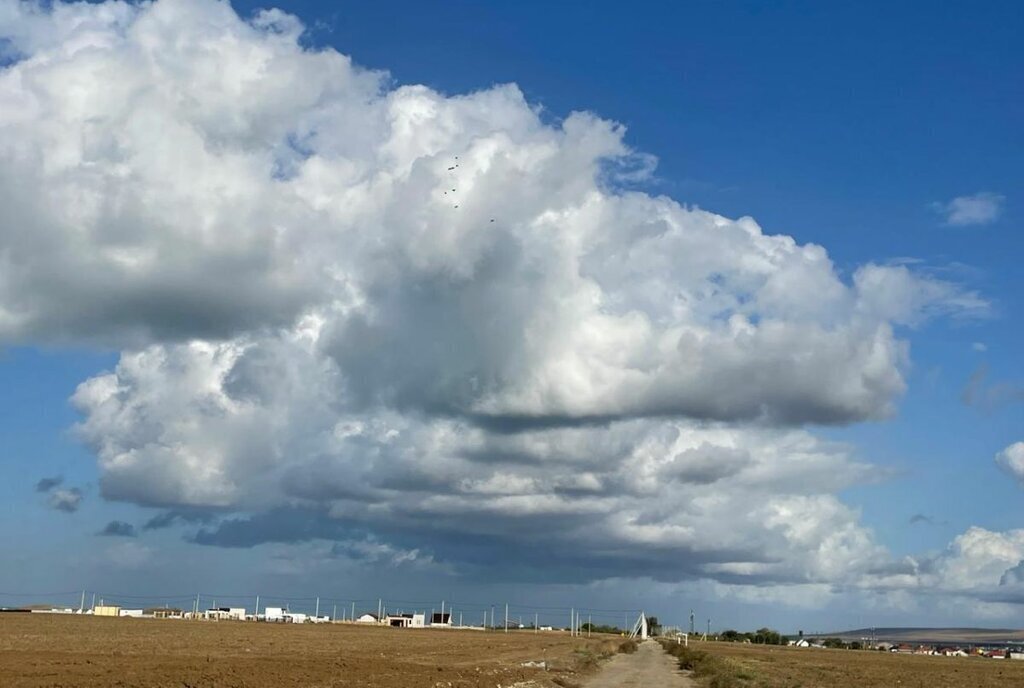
[[582, 640, 693, 687]]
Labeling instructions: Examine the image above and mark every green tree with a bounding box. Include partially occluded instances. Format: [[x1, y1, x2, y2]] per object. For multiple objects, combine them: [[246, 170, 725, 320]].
[[645, 616, 661, 636]]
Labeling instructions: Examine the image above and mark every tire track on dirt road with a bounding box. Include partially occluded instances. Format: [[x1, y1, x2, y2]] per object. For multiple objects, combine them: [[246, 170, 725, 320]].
[[581, 640, 694, 687]]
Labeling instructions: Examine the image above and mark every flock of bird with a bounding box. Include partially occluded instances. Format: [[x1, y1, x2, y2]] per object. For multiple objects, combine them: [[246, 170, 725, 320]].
[[444, 155, 495, 223]]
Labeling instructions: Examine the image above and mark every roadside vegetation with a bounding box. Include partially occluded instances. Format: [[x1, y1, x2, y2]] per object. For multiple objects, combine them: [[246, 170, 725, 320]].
[[659, 639, 755, 688]]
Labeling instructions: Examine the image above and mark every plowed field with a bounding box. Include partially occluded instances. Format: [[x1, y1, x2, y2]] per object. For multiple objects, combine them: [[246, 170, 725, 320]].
[[0, 614, 615, 687]]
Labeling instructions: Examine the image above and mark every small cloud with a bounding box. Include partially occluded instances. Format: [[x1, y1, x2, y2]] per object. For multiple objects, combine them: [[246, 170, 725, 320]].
[[35, 476, 63, 493], [909, 513, 948, 526], [962, 364, 1024, 411], [97, 520, 137, 537], [48, 487, 82, 513], [996, 442, 1024, 485], [972, 342, 988, 352], [932, 192, 1005, 226]]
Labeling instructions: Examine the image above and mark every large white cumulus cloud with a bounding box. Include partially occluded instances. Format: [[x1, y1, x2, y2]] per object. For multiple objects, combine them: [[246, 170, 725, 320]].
[[0, 0, 983, 424], [72, 326, 888, 584], [0, 0, 991, 592]]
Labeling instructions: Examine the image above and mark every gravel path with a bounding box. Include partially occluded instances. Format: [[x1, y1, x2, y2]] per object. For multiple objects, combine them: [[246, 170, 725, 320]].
[[581, 640, 695, 687]]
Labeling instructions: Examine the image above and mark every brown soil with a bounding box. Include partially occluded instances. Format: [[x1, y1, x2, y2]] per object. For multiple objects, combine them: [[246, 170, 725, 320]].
[[698, 640, 1024, 687], [0, 614, 617, 687]]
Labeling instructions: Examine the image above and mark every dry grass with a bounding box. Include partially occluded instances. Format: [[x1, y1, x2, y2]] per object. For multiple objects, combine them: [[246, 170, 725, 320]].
[[675, 640, 1024, 688], [0, 613, 613, 687]]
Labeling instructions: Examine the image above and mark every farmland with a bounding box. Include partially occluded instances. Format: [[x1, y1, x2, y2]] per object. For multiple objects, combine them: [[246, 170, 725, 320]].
[[0, 613, 616, 688], [672, 639, 1024, 688]]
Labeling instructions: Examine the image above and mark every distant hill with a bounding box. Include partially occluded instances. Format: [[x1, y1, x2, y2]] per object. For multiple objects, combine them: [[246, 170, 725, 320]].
[[825, 627, 1024, 644]]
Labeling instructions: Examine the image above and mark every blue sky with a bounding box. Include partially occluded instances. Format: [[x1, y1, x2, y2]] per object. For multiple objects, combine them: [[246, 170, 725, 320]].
[[0, 0, 1022, 632]]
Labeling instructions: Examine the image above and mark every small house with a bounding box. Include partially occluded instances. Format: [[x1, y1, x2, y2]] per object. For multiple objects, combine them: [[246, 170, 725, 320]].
[[384, 613, 425, 628]]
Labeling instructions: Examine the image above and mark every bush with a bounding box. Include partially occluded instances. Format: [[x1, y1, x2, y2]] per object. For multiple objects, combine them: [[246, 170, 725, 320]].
[[659, 641, 753, 687]]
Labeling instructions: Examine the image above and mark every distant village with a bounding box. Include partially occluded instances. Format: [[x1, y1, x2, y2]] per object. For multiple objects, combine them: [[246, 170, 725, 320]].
[[788, 635, 1024, 660], [1, 603, 558, 632]]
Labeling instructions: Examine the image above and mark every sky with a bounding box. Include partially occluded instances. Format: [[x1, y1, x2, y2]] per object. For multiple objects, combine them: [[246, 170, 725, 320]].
[[0, 0, 1021, 633]]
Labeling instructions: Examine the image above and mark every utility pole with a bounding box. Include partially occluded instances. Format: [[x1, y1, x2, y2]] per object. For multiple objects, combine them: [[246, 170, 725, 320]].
[[490, 605, 495, 630], [79, 590, 85, 614], [255, 595, 260, 617], [315, 597, 320, 619], [535, 612, 538, 634], [459, 611, 463, 627], [91, 593, 96, 612], [570, 608, 574, 636], [707, 618, 711, 641], [588, 614, 592, 638], [504, 603, 508, 633], [378, 598, 382, 621], [332, 604, 336, 622], [689, 609, 695, 635], [351, 601, 355, 622]]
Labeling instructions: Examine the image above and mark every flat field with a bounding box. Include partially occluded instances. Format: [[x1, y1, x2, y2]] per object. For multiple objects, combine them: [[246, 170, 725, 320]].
[[0, 614, 613, 688], [697, 640, 1024, 687]]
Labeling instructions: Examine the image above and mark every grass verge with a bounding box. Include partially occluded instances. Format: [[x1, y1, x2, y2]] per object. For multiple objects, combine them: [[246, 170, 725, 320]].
[[659, 640, 756, 688]]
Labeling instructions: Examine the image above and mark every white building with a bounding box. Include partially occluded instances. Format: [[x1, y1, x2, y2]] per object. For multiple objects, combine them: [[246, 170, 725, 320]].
[[385, 613, 425, 628], [206, 607, 247, 621], [264, 607, 286, 622], [355, 613, 380, 624]]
